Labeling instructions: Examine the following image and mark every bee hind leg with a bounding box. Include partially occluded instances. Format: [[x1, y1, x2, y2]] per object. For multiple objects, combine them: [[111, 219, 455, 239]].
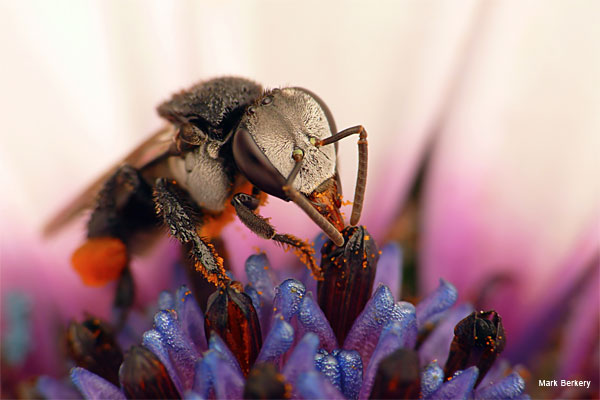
[[153, 178, 230, 288], [74, 164, 157, 328], [231, 191, 322, 280], [87, 164, 156, 238]]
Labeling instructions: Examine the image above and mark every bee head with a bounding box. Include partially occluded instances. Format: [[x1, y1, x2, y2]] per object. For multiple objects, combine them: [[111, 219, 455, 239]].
[[232, 87, 337, 200]]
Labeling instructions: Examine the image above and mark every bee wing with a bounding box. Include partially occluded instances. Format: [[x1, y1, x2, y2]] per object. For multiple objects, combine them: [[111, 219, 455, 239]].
[[43, 125, 176, 236]]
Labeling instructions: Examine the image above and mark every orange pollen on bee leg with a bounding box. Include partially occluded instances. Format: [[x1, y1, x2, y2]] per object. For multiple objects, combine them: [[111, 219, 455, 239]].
[[71, 237, 128, 286]]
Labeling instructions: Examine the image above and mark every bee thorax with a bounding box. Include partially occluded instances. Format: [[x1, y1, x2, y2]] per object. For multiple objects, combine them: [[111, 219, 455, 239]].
[[168, 146, 233, 212]]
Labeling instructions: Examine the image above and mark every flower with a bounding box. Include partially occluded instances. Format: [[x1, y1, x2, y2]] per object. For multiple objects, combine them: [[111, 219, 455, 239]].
[[2, 1, 598, 397], [37, 230, 528, 399]]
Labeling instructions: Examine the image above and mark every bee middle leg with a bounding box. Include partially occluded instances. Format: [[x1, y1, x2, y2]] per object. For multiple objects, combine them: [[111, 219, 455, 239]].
[[153, 178, 230, 287], [231, 191, 322, 280]]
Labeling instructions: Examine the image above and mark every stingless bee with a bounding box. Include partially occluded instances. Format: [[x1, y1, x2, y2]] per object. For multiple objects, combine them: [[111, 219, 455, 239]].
[[45, 77, 368, 305]]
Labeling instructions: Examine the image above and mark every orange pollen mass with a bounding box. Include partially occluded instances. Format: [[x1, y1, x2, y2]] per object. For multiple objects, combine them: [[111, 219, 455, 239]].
[[71, 237, 128, 287]]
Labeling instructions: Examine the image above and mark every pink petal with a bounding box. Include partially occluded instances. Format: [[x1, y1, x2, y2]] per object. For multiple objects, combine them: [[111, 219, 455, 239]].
[[421, 0, 600, 360], [1, 2, 482, 279]]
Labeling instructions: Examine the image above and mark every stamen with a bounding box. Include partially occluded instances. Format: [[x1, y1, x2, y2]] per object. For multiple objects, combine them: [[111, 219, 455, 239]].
[[243, 363, 290, 399], [66, 318, 123, 386], [444, 310, 506, 387], [368, 348, 421, 399], [317, 226, 379, 344], [204, 282, 262, 376], [119, 345, 180, 399]]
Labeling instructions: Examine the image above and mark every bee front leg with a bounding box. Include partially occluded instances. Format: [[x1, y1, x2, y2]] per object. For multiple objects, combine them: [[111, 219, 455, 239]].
[[317, 125, 368, 226], [153, 178, 230, 287], [231, 191, 322, 280]]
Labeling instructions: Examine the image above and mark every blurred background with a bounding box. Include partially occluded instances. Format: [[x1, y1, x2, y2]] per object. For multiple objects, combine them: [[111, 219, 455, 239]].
[[1, 1, 599, 398]]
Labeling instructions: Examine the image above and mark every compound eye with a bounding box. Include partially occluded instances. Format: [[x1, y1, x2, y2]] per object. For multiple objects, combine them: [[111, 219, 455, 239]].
[[233, 127, 287, 200]]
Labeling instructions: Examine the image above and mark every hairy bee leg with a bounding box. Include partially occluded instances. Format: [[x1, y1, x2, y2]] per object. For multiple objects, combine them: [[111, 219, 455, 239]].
[[113, 266, 135, 331], [317, 125, 368, 226], [231, 193, 272, 238], [76, 164, 151, 286], [231, 192, 322, 280], [153, 178, 230, 287], [88, 164, 158, 239], [72, 164, 159, 328], [282, 153, 345, 247]]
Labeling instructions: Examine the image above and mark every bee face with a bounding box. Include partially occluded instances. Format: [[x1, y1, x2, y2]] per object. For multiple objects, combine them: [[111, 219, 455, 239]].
[[233, 87, 337, 200]]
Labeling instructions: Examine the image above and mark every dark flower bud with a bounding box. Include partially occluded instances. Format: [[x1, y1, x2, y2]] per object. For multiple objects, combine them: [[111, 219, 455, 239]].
[[243, 363, 290, 399], [318, 225, 379, 344], [119, 345, 180, 399], [369, 348, 421, 399], [205, 281, 262, 376], [444, 310, 506, 387], [66, 317, 123, 385]]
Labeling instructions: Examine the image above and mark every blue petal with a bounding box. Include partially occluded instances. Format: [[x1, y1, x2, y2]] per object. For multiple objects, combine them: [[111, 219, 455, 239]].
[[245, 253, 277, 300], [428, 367, 479, 400], [37, 376, 81, 399], [419, 303, 474, 367], [373, 243, 403, 301], [343, 284, 396, 362], [142, 329, 184, 395], [315, 349, 342, 391], [359, 321, 412, 399], [282, 332, 319, 385], [244, 255, 277, 334], [183, 390, 205, 400], [208, 332, 244, 377], [153, 309, 200, 390], [478, 359, 510, 388], [175, 286, 207, 352], [244, 285, 262, 316], [390, 301, 418, 348], [334, 350, 363, 400], [421, 361, 444, 397], [273, 279, 306, 321], [158, 290, 175, 310], [296, 371, 346, 400], [295, 292, 338, 351], [245, 283, 273, 337], [256, 314, 294, 366], [192, 354, 214, 399], [416, 279, 458, 330], [70, 367, 125, 400], [299, 267, 318, 299], [475, 371, 526, 399], [204, 350, 245, 400]]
